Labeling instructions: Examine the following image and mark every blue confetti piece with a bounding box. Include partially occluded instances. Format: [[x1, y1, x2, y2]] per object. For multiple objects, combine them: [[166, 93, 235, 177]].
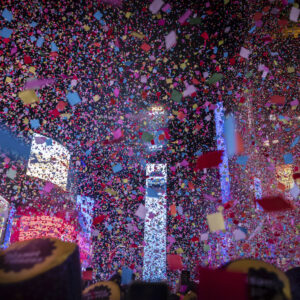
[[30, 21, 37, 27], [51, 42, 59, 52], [0, 126, 31, 159], [30, 119, 40, 129], [236, 155, 248, 166], [36, 37, 44, 47], [283, 153, 293, 164], [290, 136, 299, 148], [224, 114, 236, 158], [67, 92, 81, 106], [2, 9, 13, 22], [112, 163, 123, 173], [94, 11, 103, 20], [121, 267, 133, 285], [0, 27, 13, 38], [30, 36, 36, 42], [249, 26, 256, 33]]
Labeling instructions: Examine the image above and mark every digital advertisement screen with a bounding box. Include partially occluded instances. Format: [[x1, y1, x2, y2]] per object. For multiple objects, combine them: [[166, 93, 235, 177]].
[[26, 133, 70, 190]]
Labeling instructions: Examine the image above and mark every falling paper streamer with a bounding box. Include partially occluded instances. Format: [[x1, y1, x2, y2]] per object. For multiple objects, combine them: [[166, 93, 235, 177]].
[[239, 47, 251, 59], [255, 195, 293, 212], [289, 7, 299, 22], [167, 254, 183, 271], [206, 211, 225, 232], [248, 219, 265, 241], [135, 204, 147, 219], [178, 9, 192, 25], [2, 9, 13, 22], [183, 85, 196, 97], [0, 27, 13, 38], [149, 0, 164, 14], [165, 31, 177, 50], [233, 229, 246, 241], [18, 90, 39, 104], [200, 232, 209, 241], [270, 95, 285, 105], [113, 128, 122, 139], [195, 150, 224, 171], [25, 78, 55, 90]]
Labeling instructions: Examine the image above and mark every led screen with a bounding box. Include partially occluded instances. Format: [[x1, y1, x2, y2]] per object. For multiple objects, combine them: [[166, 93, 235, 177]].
[[26, 133, 70, 190]]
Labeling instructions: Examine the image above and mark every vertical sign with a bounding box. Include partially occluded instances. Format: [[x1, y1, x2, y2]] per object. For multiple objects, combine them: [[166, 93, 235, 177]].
[[143, 163, 167, 281], [254, 177, 262, 210], [214, 102, 231, 203]]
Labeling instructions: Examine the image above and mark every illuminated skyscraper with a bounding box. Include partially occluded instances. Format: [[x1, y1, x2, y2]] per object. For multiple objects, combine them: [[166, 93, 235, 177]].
[[143, 106, 168, 281]]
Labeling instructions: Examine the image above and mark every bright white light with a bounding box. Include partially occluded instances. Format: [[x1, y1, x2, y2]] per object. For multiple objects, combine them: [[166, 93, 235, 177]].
[[143, 164, 167, 281], [26, 133, 70, 190], [254, 177, 263, 210], [214, 102, 231, 203], [0, 196, 9, 245], [76, 195, 94, 238]]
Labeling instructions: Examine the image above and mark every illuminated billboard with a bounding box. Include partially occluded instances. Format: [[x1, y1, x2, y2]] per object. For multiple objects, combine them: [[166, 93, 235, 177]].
[[26, 133, 70, 190], [0, 196, 9, 245], [14, 215, 77, 243], [143, 163, 167, 281]]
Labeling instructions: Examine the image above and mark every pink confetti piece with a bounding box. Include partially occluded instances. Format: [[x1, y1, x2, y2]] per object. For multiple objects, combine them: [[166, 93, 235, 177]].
[[165, 30, 177, 50], [178, 9, 192, 25], [149, 0, 164, 14]]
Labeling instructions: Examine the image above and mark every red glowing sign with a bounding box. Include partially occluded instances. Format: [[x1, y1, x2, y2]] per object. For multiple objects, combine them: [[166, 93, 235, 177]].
[[14, 215, 77, 243]]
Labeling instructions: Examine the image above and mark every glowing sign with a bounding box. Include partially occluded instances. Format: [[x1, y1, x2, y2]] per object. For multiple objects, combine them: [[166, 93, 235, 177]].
[[0, 196, 9, 246], [16, 215, 76, 243], [214, 102, 231, 203], [276, 164, 294, 190], [146, 106, 167, 152], [76, 195, 94, 239], [26, 133, 70, 190], [76, 195, 94, 268], [143, 163, 167, 281]]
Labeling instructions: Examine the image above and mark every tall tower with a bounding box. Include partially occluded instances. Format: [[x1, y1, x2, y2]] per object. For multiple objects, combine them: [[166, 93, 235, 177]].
[[142, 106, 168, 281]]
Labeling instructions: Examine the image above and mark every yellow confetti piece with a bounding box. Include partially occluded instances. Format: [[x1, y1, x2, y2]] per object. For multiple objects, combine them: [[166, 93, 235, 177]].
[[287, 66, 295, 73], [29, 66, 36, 73], [180, 63, 186, 70], [60, 113, 71, 119], [125, 12, 132, 18], [218, 40, 224, 46], [207, 212, 225, 232], [5, 77, 12, 83], [131, 32, 145, 39], [166, 78, 172, 84], [18, 89, 38, 104], [176, 247, 184, 254], [93, 95, 100, 101], [193, 104, 198, 109]]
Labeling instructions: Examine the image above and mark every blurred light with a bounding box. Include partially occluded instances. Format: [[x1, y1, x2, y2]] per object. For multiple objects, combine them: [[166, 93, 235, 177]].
[[26, 133, 70, 190], [214, 102, 231, 203], [143, 164, 167, 281], [276, 164, 294, 190]]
